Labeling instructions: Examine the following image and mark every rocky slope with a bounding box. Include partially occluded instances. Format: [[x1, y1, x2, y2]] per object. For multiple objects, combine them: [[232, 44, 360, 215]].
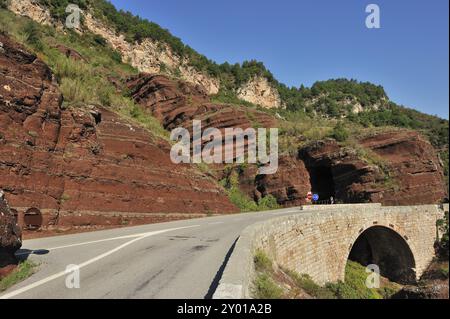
[[7, 0, 53, 26], [125, 73, 446, 207], [7, 0, 221, 93], [6, 0, 284, 107], [237, 76, 282, 109], [230, 130, 446, 207], [0, 33, 237, 231], [125, 73, 277, 159], [299, 131, 446, 205], [0, 190, 22, 277], [251, 156, 311, 206]]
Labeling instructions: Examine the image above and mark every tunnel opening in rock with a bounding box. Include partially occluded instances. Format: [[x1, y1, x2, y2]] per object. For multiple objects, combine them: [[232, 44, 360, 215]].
[[23, 208, 43, 231], [348, 226, 416, 284], [307, 165, 336, 202]]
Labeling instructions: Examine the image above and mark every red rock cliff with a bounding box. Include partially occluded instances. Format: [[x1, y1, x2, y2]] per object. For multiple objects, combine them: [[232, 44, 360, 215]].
[[299, 131, 446, 205], [0, 33, 238, 231], [126, 74, 446, 207]]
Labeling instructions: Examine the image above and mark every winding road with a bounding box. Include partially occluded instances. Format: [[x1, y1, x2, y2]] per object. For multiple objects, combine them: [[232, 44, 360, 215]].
[[0, 207, 305, 299]]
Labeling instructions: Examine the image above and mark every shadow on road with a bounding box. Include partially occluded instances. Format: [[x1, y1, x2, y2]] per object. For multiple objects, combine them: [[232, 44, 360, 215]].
[[204, 237, 239, 299], [15, 249, 50, 261]]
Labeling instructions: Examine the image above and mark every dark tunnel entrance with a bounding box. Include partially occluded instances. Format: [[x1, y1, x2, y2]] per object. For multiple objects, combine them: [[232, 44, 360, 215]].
[[24, 208, 43, 231], [308, 166, 336, 201], [348, 226, 416, 284]]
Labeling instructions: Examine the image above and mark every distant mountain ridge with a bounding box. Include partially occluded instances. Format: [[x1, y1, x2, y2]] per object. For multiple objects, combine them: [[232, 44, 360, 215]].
[[3, 0, 443, 117]]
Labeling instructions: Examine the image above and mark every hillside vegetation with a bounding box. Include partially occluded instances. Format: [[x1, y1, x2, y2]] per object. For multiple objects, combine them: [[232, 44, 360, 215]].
[[1, 0, 448, 194], [0, 7, 169, 140], [17, 2, 447, 121], [252, 250, 402, 299], [29, 0, 447, 152]]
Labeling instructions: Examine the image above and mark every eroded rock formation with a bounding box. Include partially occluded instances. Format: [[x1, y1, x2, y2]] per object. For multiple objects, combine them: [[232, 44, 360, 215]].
[[0, 190, 22, 275], [237, 76, 282, 109], [236, 156, 311, 206], [126, 73, 277, 156], [8, 0, 53, 26], [126, 73, 446, 207], [0, 33, 237, 231], [299, 131, 446, 205]]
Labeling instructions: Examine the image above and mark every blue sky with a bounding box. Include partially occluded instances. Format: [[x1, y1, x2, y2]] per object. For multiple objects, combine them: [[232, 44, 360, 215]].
[[110, 0, 449, 118]]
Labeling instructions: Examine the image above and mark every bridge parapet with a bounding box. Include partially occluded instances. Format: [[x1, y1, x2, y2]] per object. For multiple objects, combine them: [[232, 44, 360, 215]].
[[214, 204, 445, 299]]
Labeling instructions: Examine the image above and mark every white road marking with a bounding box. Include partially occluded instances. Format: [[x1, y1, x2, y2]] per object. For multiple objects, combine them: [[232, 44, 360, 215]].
[[16, 232, 168, 255], [1, 225, 200, 299]]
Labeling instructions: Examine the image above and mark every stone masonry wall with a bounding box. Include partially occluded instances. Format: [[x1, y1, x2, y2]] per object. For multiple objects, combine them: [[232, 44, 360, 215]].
[[214, 204, 445, 299]]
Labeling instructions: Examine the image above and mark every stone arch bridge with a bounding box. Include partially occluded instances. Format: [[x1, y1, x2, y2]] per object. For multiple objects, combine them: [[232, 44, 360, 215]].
[[214, 204, 448, 299]]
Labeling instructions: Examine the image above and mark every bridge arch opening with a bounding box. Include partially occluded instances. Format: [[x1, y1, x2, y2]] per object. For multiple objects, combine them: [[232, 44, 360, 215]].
[[24, 208, 43, 231], [348, 226, 416, 284]]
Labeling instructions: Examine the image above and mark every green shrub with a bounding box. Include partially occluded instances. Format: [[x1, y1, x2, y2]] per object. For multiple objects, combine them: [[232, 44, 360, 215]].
[[0, 0, 10, 9], [227, 187, 258, 212], [51, 54, 93, 80], [93, 34, 107, 46], [22, 22, 44, 51], [439, 265, 449, 278], [331, 122, 349, 142], [211, 90, 255, 108], [220, 171, 280, 212], [287, 272, 336, 299], [254, 250, 273, 273], [116, 104, 168, 140], [39, 0, 88, 21], [325, 261, 400, 299], [0, 260, 36, 292], [253, 274, 284, 299], [258, 195, 280, 211], [220, 171, 258, 212], [59, 77, 90, 103]]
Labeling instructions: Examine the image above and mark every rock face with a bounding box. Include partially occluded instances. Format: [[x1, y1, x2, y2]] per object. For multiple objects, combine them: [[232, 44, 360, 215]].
[[82, 12, 223, 94], [237, 156, 311, 206], [0, 190, 22, 271], [126, 74, 446, 207], [299, 131, 446, 205], [237, 76, 282, 109], [8, 0, 221, 95], [0, 33, 237, 230], [8, 0, 53, 26], [254, 156, 311, 205], [7, 0, 286, 111], [126, 73, 277, 139]]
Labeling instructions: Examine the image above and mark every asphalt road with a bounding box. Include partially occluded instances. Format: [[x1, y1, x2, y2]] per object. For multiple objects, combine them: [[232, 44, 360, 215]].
[[0, 207, 305, 299]]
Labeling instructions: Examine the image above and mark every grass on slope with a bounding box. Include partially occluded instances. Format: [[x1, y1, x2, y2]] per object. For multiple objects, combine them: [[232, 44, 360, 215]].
[[220, 169, 279, 212], [0, 8, 168, 140], [0, 260, 37, 292], [252, 250, 402, 299], [326, 261, 402, 299]]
